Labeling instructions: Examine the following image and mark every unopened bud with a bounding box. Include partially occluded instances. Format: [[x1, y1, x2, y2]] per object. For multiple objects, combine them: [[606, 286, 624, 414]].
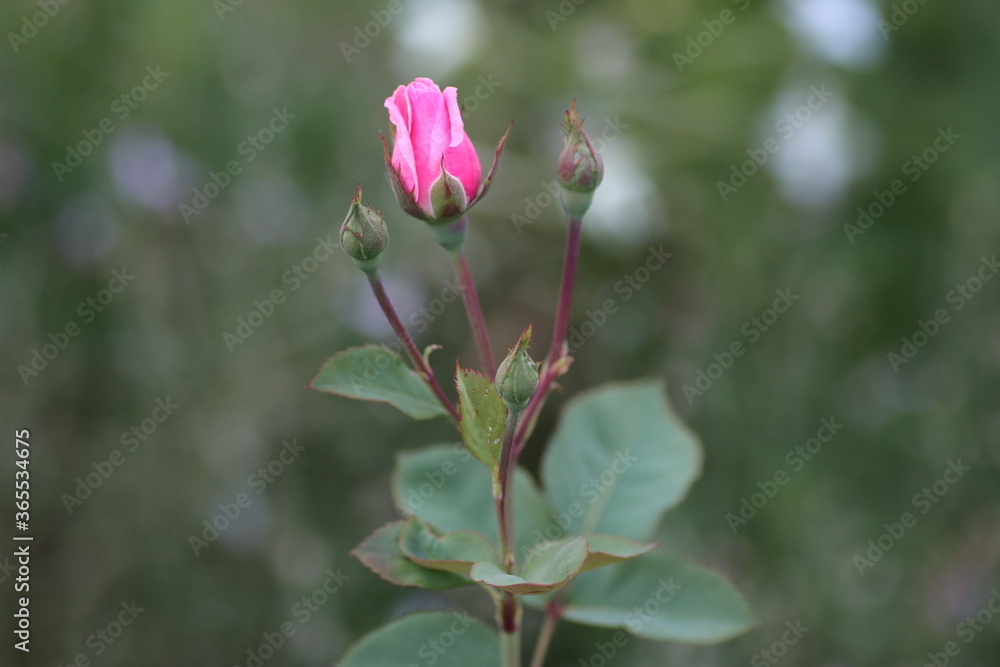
[[556, 101, 604, 218], [341, 184, 389, 272], [495, 327, 538, 412]]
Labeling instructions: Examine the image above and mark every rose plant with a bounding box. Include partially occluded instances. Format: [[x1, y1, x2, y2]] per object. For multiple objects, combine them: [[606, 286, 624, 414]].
[[310, 78, 755, 666]]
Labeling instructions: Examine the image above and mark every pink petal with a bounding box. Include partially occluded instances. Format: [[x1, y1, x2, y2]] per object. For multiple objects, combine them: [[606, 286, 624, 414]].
[[405, 83, 452, 213], [388, 84, 410, 127], [384, 78, 483, 216], [410, 77, 439, 93], [443, 134, 482, 201], [384, 86, 417, 195], [442, 87, 467, 148]]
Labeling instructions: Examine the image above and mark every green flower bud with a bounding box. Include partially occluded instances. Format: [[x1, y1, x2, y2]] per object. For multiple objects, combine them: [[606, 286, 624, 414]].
[[495, 327, 539, 412], [556, 101, 604, 218], [340, 184, 389, 273]]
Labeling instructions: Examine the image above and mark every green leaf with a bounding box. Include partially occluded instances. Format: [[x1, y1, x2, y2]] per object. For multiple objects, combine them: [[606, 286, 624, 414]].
[[392, 444, 554, 558], [561, 550, 757, 644], [541, 379, 702, 541], [579, 534, 657, 573], [519, 534, 654, 578], [455, 368, 507, 470], [397, 517, 498, 575], [470, 536, 588, 595], [308, 344, 447, 420], [351, 521, 469, 590], [338, 611, 499, 667]]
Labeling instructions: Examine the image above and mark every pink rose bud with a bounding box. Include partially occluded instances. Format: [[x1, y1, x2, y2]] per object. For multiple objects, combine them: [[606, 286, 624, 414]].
[[383, 77, 511, 225], [556, 101, 604, 218]]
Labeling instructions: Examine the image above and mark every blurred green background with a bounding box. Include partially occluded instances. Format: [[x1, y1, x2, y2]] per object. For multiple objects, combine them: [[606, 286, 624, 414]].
[[2, 0, 999, 664]]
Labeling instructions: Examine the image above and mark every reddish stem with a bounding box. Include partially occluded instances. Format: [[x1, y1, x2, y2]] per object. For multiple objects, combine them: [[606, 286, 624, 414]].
[[548, 217, 583, 363], [496, 409, 522, 664], [495, 409, 519, 570], [512, 217, 582, 456], [452, 251, 497, 377], [529, 600, 564, 667], [502, 593, 519, 633], [367, 271, 461, 424]]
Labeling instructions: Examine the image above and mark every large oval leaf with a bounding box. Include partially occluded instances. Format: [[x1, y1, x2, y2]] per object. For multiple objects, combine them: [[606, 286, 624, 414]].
[[579, 534, 657, 573], [398, 517, 498, 575], [338, 611, 499, 666], [470, 536, 589, 595], [392, 444, 553, 556], [519, 534, 656, 576], [309, 344, 448, 420], [351, 521, 469, 590], [540, 380, 702, 541], [562, 550, 757, 644]]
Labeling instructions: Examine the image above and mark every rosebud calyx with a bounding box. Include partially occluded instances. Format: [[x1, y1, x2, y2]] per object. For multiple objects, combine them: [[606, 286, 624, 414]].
[[495, 327, 539, 412], [556, 101, 604, 218], [340, 184, 389, 272]]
